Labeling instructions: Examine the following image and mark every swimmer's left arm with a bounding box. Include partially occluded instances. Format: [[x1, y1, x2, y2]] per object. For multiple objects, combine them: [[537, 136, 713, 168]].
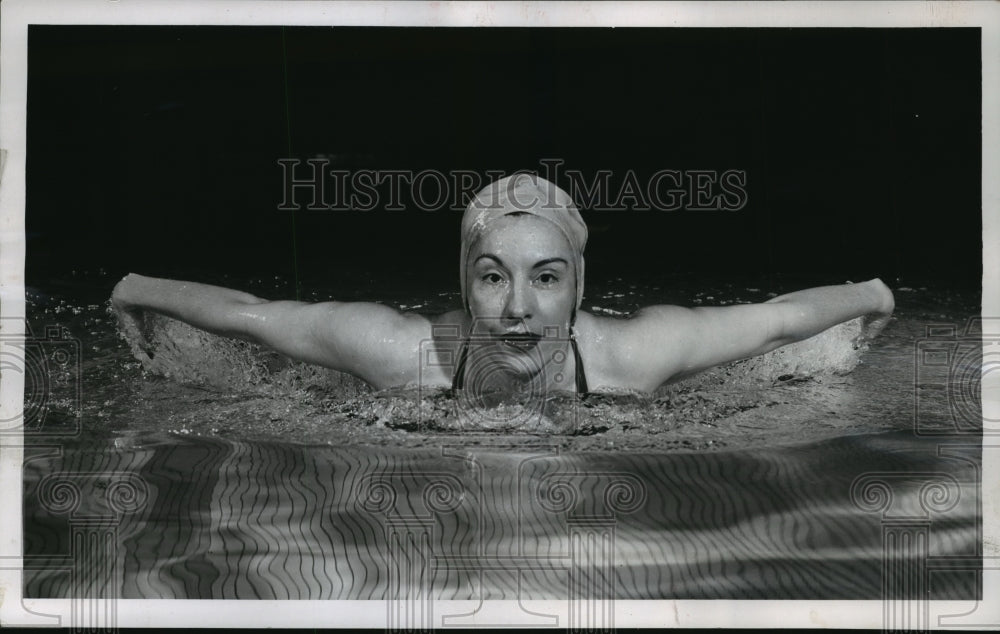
[[613, 278, 894, 390]]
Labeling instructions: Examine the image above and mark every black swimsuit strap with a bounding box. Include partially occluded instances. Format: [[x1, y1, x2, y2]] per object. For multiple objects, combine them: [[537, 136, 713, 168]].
[[451, 335, 470, 391], [570, 332, 590, 394], [451, 329, 589, 394]]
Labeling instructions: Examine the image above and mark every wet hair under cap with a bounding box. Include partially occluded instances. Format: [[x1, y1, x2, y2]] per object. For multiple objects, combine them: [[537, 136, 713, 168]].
[[459, 173, 588, 319]]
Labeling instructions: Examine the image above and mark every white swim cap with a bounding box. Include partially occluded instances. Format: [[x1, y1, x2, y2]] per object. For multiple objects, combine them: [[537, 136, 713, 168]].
[[459, 173, 588, 315]]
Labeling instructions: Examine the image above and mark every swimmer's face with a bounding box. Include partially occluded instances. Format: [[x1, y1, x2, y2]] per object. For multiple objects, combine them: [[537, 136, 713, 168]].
[[467, 213, 577, 349]]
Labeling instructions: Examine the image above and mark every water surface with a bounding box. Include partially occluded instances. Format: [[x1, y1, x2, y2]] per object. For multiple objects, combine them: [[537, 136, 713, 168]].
[[21, 272, 982, 599]]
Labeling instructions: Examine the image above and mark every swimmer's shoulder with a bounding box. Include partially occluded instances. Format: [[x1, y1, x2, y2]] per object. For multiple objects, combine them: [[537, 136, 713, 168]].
[[311, 304, 461, 388], [572, 310, 638, 392], [429, 309, 469, 330], [357, 307, 466, 350], [373, 309, 466, 389], [574, 307, 689, 393]]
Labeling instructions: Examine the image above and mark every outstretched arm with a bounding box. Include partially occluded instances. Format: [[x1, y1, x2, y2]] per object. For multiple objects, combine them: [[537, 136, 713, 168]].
[[609, 278, 894, 391], [112, 273, 271, 341], [762, 278, 894, 347], [111, 273, 421, 387]]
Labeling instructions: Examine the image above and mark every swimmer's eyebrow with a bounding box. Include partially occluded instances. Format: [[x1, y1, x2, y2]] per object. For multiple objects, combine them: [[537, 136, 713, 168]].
[[531, 257, 568, 269], [474, 255, 568, 269], [474, 254, 507, 267]]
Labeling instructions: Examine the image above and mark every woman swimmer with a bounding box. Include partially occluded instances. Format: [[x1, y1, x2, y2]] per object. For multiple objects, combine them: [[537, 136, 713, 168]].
[[111, 173, 895, 395]]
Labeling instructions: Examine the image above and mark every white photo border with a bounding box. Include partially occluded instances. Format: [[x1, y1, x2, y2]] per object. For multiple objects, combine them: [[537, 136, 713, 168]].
[[1, 0, 996, 629]]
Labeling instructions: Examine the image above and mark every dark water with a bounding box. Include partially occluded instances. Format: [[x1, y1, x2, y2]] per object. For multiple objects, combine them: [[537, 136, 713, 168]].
[[20, 271, 982, 599]]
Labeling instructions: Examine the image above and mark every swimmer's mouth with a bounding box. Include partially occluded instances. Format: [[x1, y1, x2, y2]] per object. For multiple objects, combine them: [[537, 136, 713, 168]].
[[496, 332, 542, 350]]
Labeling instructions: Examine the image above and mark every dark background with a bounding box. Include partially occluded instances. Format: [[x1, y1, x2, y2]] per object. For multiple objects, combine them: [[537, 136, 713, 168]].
[[26, 26, 981, 298]]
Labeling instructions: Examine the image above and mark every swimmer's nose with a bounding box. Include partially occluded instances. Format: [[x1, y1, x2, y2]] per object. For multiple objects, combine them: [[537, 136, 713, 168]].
[[502, 278, 533, 322]]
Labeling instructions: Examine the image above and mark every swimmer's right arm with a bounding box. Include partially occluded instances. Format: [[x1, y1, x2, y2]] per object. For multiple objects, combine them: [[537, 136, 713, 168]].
[[111, 273, 421, 387], [112, 273, 270, 338]]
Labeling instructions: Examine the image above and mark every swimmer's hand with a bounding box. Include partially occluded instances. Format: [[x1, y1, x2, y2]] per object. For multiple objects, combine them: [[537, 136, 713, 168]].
[[111, 274, 155, 359], [853, 278, 895, 349]]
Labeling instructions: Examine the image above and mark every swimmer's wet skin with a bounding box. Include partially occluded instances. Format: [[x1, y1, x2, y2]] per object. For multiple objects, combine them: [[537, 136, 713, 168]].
[[111, 174, 894, 396]]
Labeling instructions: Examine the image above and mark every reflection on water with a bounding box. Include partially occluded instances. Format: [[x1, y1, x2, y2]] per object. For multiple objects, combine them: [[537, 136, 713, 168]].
[[23, 430, 979, 600], [19, 273, 983, 600]]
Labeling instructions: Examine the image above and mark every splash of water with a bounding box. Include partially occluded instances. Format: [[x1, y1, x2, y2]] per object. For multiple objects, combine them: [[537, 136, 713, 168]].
[[117, 312, 868, 439], [673, 317, 865, 391]]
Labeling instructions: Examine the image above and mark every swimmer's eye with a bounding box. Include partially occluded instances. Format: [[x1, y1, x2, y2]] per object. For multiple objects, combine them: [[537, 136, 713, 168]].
[[535, 273, 559, 286], [482, 273, 506, 285]]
